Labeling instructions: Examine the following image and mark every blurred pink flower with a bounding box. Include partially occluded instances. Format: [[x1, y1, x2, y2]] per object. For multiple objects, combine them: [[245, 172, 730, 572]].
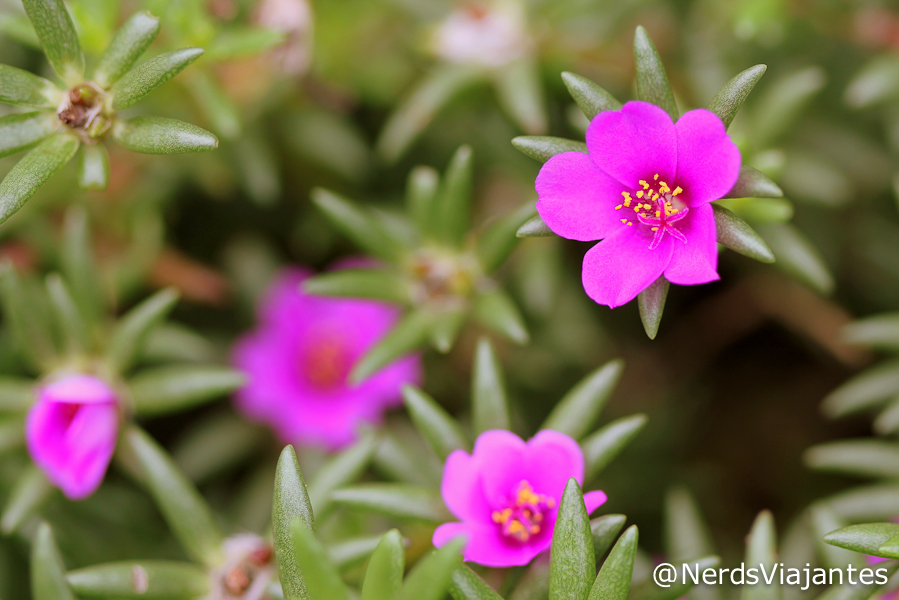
[[232, 267, 421, 450], [433, 429, 607, 567], [432, 1, 531, 68], [535, 100, 741, 308], [255, 0, 313, 75], [26, 375, 119, 500]]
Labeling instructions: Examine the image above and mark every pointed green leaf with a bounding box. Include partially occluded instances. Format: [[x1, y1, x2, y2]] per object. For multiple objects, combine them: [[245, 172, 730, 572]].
[[116, 426, 224, 566], [22, 0, 84, 83], [430, 306, 467, 353], [472, 337, 511, 434], [45, 273, 88, 354], [94, 11, 160, 87], [823, 523, 899, 559], [145, 322, 218, 364], [399, 538, 465, 600], [31, 522, 76, 600], [588, 526, 638, 600], [844, 313, 899, 351], [308, 433, 377, 517], [407, 165, 440, 235], [562, 72, 622, 120], [67, 561, 210, 599], [0, 265, 57, 371], [715, 197, 793, 224], [450, 564, 504, 600], [708, 65, 767, 129], [106, 287, 179, 374], [77, 144, 109, 191], [206, 27, 286, 61], [474, 287, 529, 344], [583, 414, 648, 481], [810, 504, 865, 570], [112, 47, 203, 109], [742, 512, 779, 600], [172, 412, 263, 484], [551, 479, 596, 600], [351, 310, 433, 383], [845, 55, 899, 109], [0, 111, 57, 158], [60, 206, 104, 327], [185, 69, 241, 140], [805, 440, 899, 478], [0, 132, 79, 225], [329, 534, 385, 569], [664, 487, 716, 564], [129, 365, 246, 416], [633, 26, 677, 121], [292, 521, 351, 600], [310, 188, 407, 263], [517, 213, 555, 238], [403, 385, 469, 460], [591, 514, 627, 559], [361, 529, 405, 600], [722, 166, 783, 200], [543, 359, 624, 439], [477, 203, 533, 274], [0, 65, 59, 108], [826, 484, 899, 521], [114, 116, 218, 154], [435, 145, 474, 247], [878, 535, 899, 558], [494, 57, 547, 134], [638, 276, 669, 340], [373, 431, 441, 486], [0, 376, 34, 412], [512, 136, 587, 163], [511, 557, 551, 600], [751, 67, 826, 147], [273, 445, 314, 600], [1, 465, 52, 534], [713, 205, 775, 263], [628, 556, 721, 600], [822, 359, 899, 418], [330, 483, 451, 523], [303, 269, 410, 304]]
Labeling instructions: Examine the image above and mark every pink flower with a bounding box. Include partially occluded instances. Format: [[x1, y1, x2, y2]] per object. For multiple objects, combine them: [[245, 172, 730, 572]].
[[25, 375, 120, 500], [535, 101, 741, 308], [232, 267, 421, 450], [432, 429, 607, 567]]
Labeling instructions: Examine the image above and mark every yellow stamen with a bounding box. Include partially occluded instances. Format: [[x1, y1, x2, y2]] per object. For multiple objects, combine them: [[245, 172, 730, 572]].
[[673, 186, 683, 196], [615, 204, 623, 210]]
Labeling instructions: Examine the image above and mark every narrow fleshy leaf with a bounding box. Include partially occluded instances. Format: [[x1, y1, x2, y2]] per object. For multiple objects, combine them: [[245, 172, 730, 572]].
[[66, 561, 210, 599], [292, 522, 351, 600], [0, 376, 34, 411], [586, 525, 638, 600], [94, 11, 160, 87], [715, 197, 793, 224], [844, 313, 899, 351], [477, 203, 533, 274], [398, 538, 465, 600], [0, 65, 59, 107], [45, 273, 88, 354], [114, 116, 219, 154], [434, 145, 474, 247], [307, 433, 377, 516], [173, 412, 263, 484], [664, 487, 716, 564], [31, 522, 76, 600], [805, 440, 899, 478], [551, 479, 596, 600], [474, 287, 529, 344], [0, 111, 57, 158], [310, 188, 407, 263], [722, 166, 784, 199], [823, 523, 899, 559], [273, 445, 314, 600], [206, 27, 286, 61], [845, 55, 899, 109], [756, 223, 833, 294], [878, 535, 899, 558], [751, 67, 826, 147], [145, 323, 218, 364], [112, 48, 204, 109], [329, 534, 384, 569], [741, 511, 779, 600], [430, 306, 467, 353], [633, 26, 677, 121], [517, 213, 555, 238], [303, 269, 410, 304], [826, 484, 899, 521], [450, 564, 504, 600], [511, 558, 551, 600], [512, 136, 587, 163], [472, 337, 511, 434], [0, 264, 57, 371], [407, 165, 440, 236], [1, 465, 52, 534], [105, 287, 179, 374], [77, 144, 109, 190], [591, 514, 627, 559], [583, 414, 648, 481], [810, 504, 865, 570], [129, 365, 246, 416], [542, 359, 624, 439], [493, 58, 547, 134], [186, 70, 241, 140], [330, 483, 450, 522], [638, 276, 669, 340], [628, 556, 721, 600], [708, 65, 767, 129], [350, 310, 432, 383], [0, 133, 79, 225], [562, 72, 622, 120], [713, 205, 775, 263], [403, 385, 469, 460], [361, 529, 405, 600], [373, 430, 441, 486], [22, 0, 84, 83], [822, 359, 899, 417]]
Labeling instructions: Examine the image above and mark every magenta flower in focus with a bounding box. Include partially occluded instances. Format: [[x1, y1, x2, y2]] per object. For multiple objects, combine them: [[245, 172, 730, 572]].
[[26, 375, 120, 500], [535, 101, 741, 307], [232, 267, 421, 450], [432, 429, 607, 567]]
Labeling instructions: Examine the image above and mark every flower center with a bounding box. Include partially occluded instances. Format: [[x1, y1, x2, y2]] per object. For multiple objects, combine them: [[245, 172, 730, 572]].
[[57, 83, 112, 143], [491, 480, 555, 543], [615, 174, 689, 250], [299, 335, 351, 391]]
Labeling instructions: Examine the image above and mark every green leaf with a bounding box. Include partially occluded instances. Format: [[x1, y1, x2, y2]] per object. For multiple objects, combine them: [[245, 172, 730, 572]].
[[76, 144, 109, 191], [494, 57, 547, 134], [144, 323, 218, 364], [434, 145, 474, 247], [273, 445, 314, 600], [172, 412, 263, 484], [722, 166, 784, 200], [1, 465, 52, 534], [0, 132, 79, 225], [633, 26, 677, 121], [713, 205, 775, 263], [562, 72, 622, 120], [372, 431, 440, 486], [206, 26, 286, 61], [823, 523, 899, 559], [185, 70, 241, 140], [114, 116, 219, 154], [587, 525, 637, 600], [472, 337, 511, 434], [361, 529, 405, 600], [310, 188, 407, 263], [843, 313, 899, 351], [664, 487, 716, 564], [875, 397, 899, 435], [512, 136, 587, 164], [551, 479, 596, 600], [94, 11, 160, 87], [31, 522, 76, 600], [0, 14, 40, 49], [129, 365, 246, 416], [330, 483, 451, 523], [307, 433, 377, 517], [292, 521, 351, 600], [543, 359, 624, 439], [810, 504, 865, 570], [45, 273, 89, 354], [106, 287, 179, 374], [0, 264, 57, 371], [112, 47, 204, 109], [821, 359, 899, 417], [511, 558, 552, 600], [450, 565, 504, 600], [583, 414, 648, 481], [517, 213, 555, 238], [0, 376, 34, 411], [474, 287, 529, 345], [715, 197, 793, 224], [627, 556, 721, 600], [708, 65, 767, 129], [60, 206, 104, 327], [399, 538, 465, 600], [878, 535, 899, 558], [845, 55, 899, 109], [638, 276, 669, 340], [329, 534, 385, 569], [814, 561, 899, 600], [66, 561, 210, 599], [805, 440, 899, 478], [0, 417, 24, 453], [116, 426, 224, 566], [741, 511, 779, 600], [0, 65, 60, 108], [477, 203, 533, 274], [751, 67, 826, 147], [351, 310, 433, 383], [303, 269, 410, 304], [22, 0, 84, 83], [826, 484, 899, 521], [591, 514, 628, 559], [407, 165, 440, 236], [403, 385, 469, 460], [0, 111, 57, 159], [430, 306, 467, 353]]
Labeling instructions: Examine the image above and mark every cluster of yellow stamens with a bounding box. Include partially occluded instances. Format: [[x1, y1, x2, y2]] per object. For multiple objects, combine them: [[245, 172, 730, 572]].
[[491, 481, 556, 543], [614, 174, 683, 227]]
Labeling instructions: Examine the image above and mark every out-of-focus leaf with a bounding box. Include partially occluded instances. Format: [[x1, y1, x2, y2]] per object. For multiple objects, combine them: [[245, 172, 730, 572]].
[[112, 48, 204, 109], [562, 72, 622, 120], [144, 323, 218, 364], [61, 206, 103, 328], [399, 538, 465, 600], [22, 0, 84, 83], [665, 487, 716, 563], [66, 561, 210, 599], [511, 557, 551, 600], [805, 440, 899, 478], [587, 525, 638, 600], [478, 203, 532, 274], [474, 287, 529, 345], [0, 418, 23, 453], [307, 433, 377, 516], [373, 431, 441, 486], [0, 376, 33, 411], [845, 56, 899, 109], [0, 265, 56, 371], [0, 133, 79, 225], [844, 314, 899, 351], [822, 359, 899, 418], [1, 465, 52, 534], [583, 414, 648, 481], [638, 276, 669, 340], [512, 136, 587, 163], [742, 511, 779, 600], [0, 112, 57, 158], [46, 273, 88, 354], [715, 197, 793, 224], [628, 556, 721, 600], [330, 483, 451, 523], [361, 529, 405, 600], [0, 66, 59, 108], [94, 11, 160, 87], [750, 67, 826, 147], [823, 523, 899, 559], [708, 65, 766, 129], [329, 534, 384, 570], [814, 562, 899, 600], [407, 165, 440, 236], [551, 479, 596, 600], [472, 337, 511, 434], [77, 144, 109, 191], [433, 145, 474, 247], [106, 288, 179, 374], [292, 522, 351, 600], [517, 213, 555, 238], [827, 484, 899, 521], [114, 116, 219, 154], [430, 306, 466, 353], [543, 359, 624, 439], [450, 565, 504, 600], [403, 385, 469, 460], [186, 70, 241, 140], [0, 14, 40, 49], [273, 445, 314, 600], [722, 166, 783, 200], [591, 514, 627, 559], [713, 205, 775, 263], [206, 26, 286, 61], [304, 269, 409, 304], [129, 365, 245, 416], [875, 398, 899, 436], [810, 504, 865, 570], [31, 522, 76, 600], [494, 58, 546, 134], [173, 412, 263, 484], [756, 223, 832, 293], [634, 26, 677, 121], [311, 188, 407, 263], [351, 310, 432, 383]]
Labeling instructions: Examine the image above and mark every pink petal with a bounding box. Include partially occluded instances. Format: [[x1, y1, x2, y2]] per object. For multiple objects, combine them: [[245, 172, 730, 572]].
[[41, 375, 116, 405], [581, 227, 673, 308], [475, 430, 530, 508], [673, 109, 741, 207], [536, 151, 627, 242], [440, 449, 492, 522], [525, 430, 586, 500], [433, 522, 470, 549], [586, 101, 677, 189], [663, 203, 719, 285], [457, 521, 548, 567], [584, 490, 608, 515]]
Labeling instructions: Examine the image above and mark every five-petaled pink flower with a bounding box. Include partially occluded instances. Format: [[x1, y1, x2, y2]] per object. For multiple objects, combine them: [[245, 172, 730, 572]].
[[232, 267, 421, 450], [26, 375, 120, 500], [535, 100, 741, 307], [432, 429, 607, 567]]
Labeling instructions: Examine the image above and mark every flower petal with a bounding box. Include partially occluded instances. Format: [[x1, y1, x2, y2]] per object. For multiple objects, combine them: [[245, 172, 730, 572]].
[[475, 430, 529, 508], [582, 227, 673, 308], [663, 203, 719, 285], [584, 490, 608, 515], [525, 430, 586, 500], [674, 109, 741, 206], [441, 449, 492, 522], [458, 521, 547, 567], [586, 101, 677, 189], [536, 151, 627, 242], [433, 522, 470, 549]]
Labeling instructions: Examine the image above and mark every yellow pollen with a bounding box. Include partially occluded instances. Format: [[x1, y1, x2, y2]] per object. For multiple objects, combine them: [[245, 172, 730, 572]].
[[652, 193, 659, 201], [639, 180, 650, 189], [652, 227, 659, 231], [673, 186, 683, 196], [620, 218, 628, 223], [655, 210, 660, 218], [615, 204, 623, 210], [659, 182, 670, 193], [636, 190, 644, 199], [627, 222, 633, 226], [654, 173, 659, 180], [624, 198, 631, 207]]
